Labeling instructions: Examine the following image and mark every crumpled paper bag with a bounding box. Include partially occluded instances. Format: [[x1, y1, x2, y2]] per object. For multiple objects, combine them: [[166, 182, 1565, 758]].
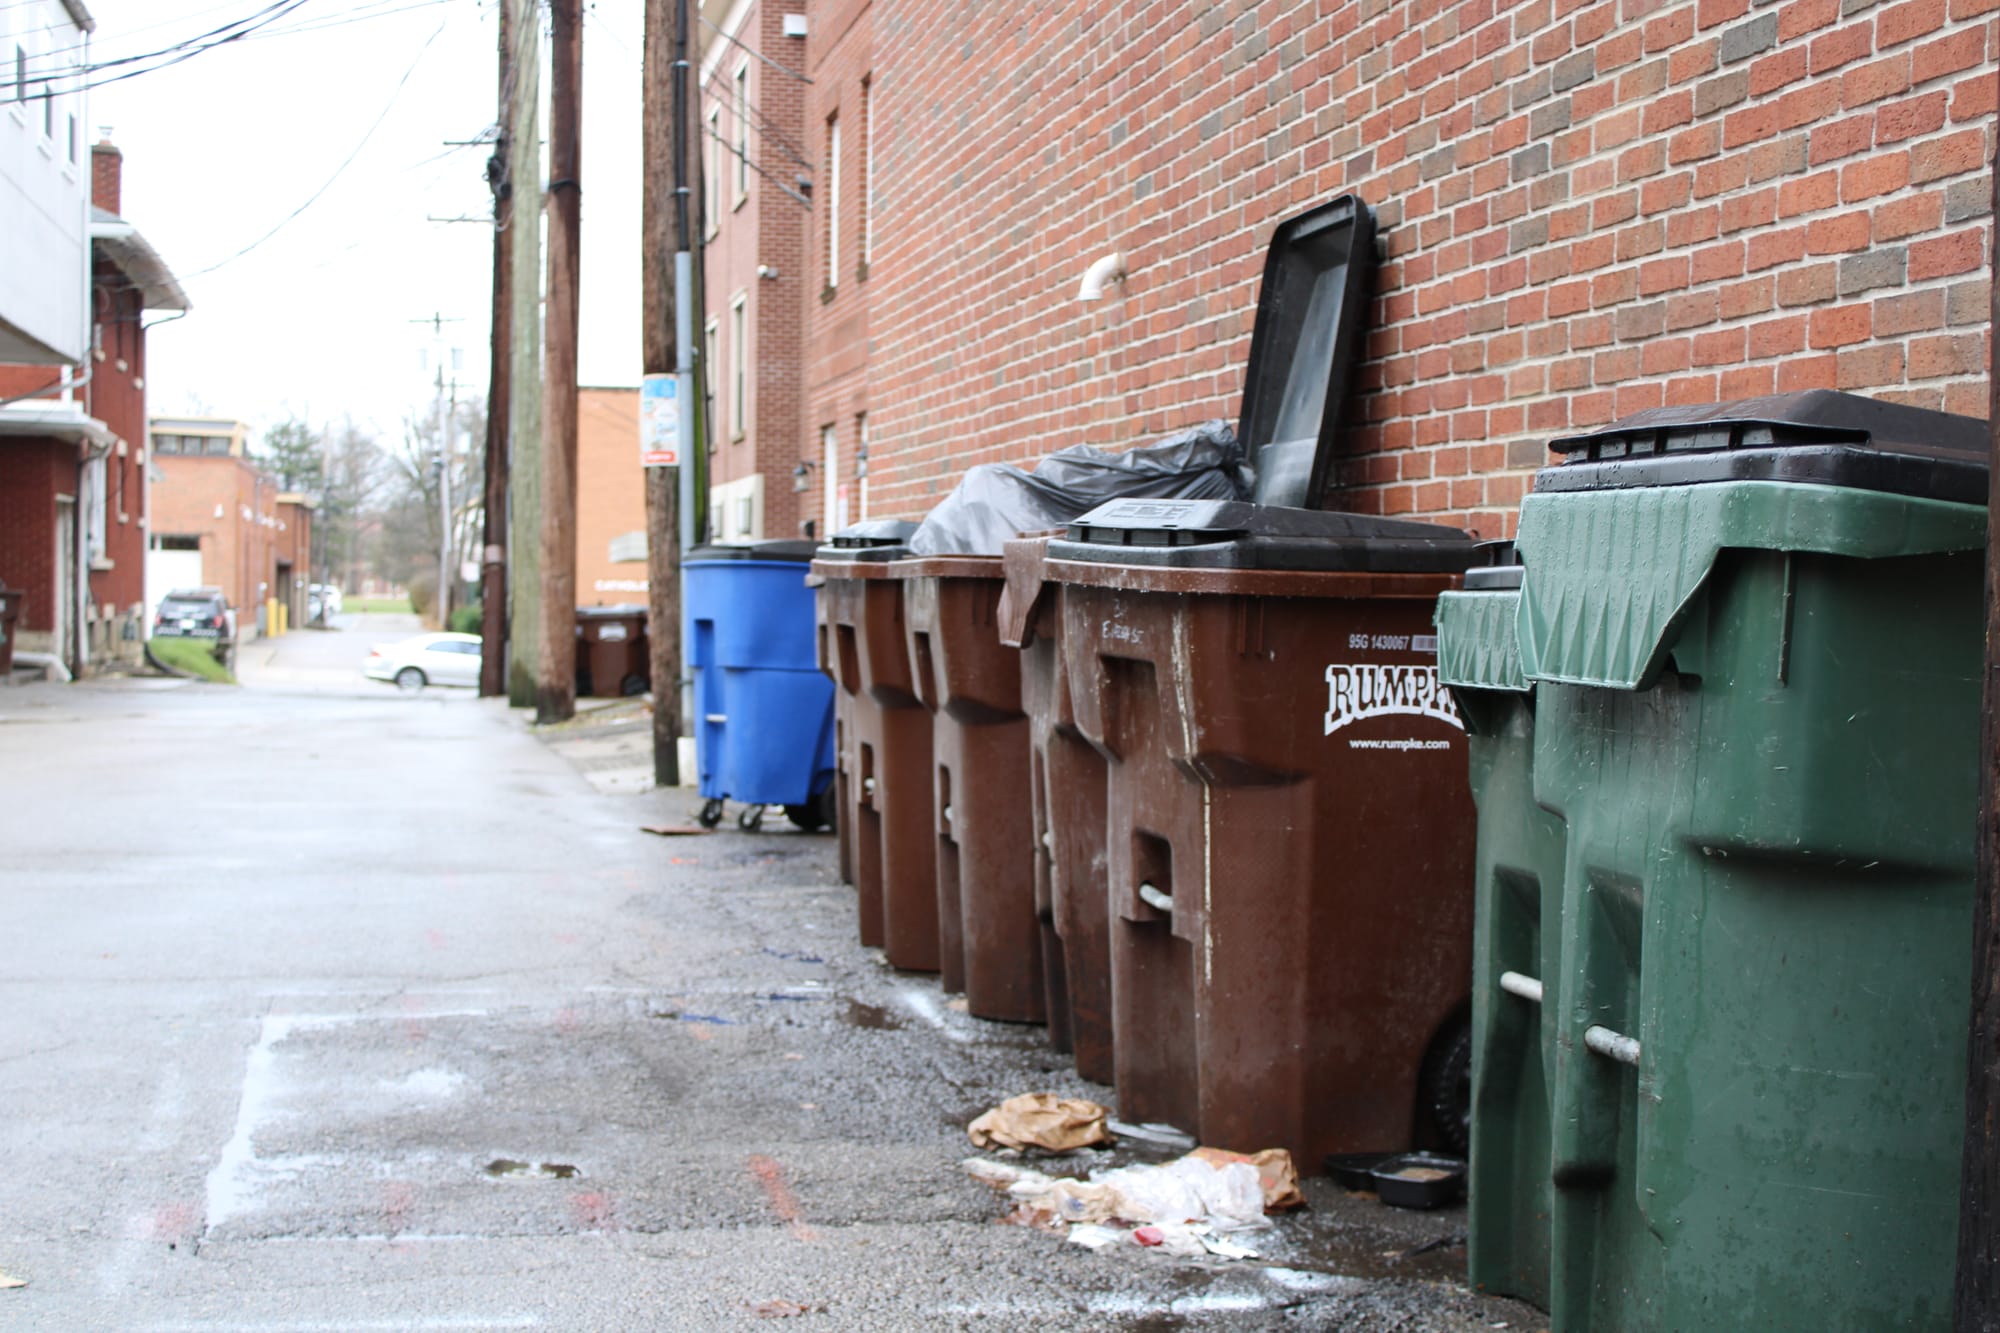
[[967, 1093, 1111, 1152], [1190, 1146, 1305, 1211]]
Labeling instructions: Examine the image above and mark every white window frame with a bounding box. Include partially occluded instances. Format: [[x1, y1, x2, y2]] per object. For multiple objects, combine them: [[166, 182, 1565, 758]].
[[732, 62, 749, 205], [704, 104, 721, 236], [856, 412, 870, 521], [825, 112, 840, 293], [729, 294, 747, 441], [704, 317, 719, 442], [820, 423, 837, 536]]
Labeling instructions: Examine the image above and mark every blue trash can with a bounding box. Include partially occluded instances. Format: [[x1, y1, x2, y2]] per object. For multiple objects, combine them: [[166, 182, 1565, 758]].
[[685, 540, 838, 832]]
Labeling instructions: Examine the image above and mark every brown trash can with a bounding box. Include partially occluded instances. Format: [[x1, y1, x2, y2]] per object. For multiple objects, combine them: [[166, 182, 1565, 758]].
[[999, 536, 1115, 1081], [575, 605, 650, 698], [811, 528, 939, 972], [1045, 521, 1477, 1165], [0, 585, 21, 676], [897, 555, 1045, 1022]]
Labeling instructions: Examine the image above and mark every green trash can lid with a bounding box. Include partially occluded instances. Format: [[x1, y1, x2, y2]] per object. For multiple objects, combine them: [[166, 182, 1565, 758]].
[[689, 539, 821, 563], [1536, 390, 1988, 505], [1462, 540, 1522, 591]]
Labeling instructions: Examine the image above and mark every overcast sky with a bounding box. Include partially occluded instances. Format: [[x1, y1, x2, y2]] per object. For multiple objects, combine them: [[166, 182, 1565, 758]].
[[86, 0, 644, 448]]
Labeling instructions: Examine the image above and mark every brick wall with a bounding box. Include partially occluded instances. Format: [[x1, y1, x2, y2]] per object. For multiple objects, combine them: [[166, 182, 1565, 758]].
[[575, 386, 648, 601], [702, 0, 811, 540], [0, 438, 71, 631], [806, 0, 875, 534], [88, 277, 149, 614], [856, 0, 1994, 538]]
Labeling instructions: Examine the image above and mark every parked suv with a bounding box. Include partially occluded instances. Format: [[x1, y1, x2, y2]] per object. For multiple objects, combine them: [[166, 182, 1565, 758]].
[[154, 588, 238, 658]]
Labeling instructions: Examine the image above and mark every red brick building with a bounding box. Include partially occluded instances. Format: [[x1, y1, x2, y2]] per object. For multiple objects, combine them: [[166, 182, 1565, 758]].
[[147, 418, 313, 638], [576, 386, 648, 602], [748, 0, 1995, 540], [700, 0, 814, 542], [0, 134, 188, 672]]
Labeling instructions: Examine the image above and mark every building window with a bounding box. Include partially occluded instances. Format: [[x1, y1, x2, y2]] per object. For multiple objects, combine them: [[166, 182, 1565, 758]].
[[13, 47, 24, 104], [821, 424, 839, 536], [67, 113, 76, 164], [860, 77, 873, 270], [704, 105, 720, 235], [41, 84, 52, 140], [704, 318, 719, 446], [856, 412, 870, 522], [732, 62, 749, 204], [152, 535, 200, 552], [824, 113, 840, 295], [729, 295, 747, 440], [203, 436, 229, 456]]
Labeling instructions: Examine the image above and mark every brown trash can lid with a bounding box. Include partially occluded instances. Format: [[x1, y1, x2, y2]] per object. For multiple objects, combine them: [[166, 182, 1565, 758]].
[[1049, 498, 1476, 574]]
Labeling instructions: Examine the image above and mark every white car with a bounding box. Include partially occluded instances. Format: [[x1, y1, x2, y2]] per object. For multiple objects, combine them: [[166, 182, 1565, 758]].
[[363, 632, 483, 692], [310, 583, 343, 616]]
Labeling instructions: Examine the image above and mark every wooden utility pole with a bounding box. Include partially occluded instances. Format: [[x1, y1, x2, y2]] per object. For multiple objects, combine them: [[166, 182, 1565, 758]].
[[640, 0, 696, 786], [479, 0, 513, 698], [1955, 128, 2000, 1331], [505, 0, 543, 708], [537, 0, 581, 724]]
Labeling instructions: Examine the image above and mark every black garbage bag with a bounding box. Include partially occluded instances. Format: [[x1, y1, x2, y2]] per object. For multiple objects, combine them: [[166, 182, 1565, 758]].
[[908, 420, 1248, 556]]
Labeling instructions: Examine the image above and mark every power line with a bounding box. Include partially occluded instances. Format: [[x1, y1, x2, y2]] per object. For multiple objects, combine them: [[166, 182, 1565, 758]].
[[704, 122, 810, 210], [180, 16, 450, 281], [700, 11, 810, 84]]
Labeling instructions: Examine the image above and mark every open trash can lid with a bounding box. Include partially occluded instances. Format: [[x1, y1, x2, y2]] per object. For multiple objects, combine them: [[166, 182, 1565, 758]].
[[1048, 497, 1475, 573], [689, 538, 822, 563], [1237, 194, 1377, 511], [814, 518, 918, 563], [1534, 390, 1989, 504], [575, 603, 648, 619]]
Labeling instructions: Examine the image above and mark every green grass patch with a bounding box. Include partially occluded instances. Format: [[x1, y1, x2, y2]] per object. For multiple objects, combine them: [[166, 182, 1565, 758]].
[[147, 636, 236, 684], [346, 596, 412, 614]]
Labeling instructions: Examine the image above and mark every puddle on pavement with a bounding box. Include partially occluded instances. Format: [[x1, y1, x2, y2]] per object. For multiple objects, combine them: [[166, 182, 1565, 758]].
[[485, 1159, 580, 1180], [841, 999, 905, 1031]]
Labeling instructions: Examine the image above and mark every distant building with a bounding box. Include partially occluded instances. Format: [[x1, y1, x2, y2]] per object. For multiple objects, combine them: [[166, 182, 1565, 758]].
[[147, 417, 311, 638], [575, 386, 647, 603]]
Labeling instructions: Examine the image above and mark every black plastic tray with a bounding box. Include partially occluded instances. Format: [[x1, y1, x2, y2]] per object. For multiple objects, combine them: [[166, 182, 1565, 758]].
[[1369, 1153, 1466, 1209]]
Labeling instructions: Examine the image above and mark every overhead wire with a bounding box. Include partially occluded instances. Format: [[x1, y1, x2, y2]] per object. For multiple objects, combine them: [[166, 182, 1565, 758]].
[[179, 14, 451, 280]]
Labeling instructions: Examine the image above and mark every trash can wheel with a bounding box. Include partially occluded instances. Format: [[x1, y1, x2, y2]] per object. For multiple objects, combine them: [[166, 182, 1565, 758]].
[[737, 805, 766, 832], [1419, 1014, 1473, 1156], [783, 784, 837, 833], [620, 673, 647, 697], [698, 798, 725, 829]]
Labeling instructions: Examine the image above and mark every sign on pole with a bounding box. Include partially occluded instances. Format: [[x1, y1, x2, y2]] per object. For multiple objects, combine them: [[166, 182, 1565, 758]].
[[640, 373, 680, 466]]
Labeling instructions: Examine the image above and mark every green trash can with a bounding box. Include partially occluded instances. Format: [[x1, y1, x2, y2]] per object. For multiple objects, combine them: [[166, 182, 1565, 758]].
[[1513, 390, 1987, 1330], [1436, 542, 1566, 1311]]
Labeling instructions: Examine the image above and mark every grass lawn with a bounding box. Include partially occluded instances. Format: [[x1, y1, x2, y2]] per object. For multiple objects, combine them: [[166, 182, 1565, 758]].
[[146, 636, 236, 684], [345, 596, 413, 614]]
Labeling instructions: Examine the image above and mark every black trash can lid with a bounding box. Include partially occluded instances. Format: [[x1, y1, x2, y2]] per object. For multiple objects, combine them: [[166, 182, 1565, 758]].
[[1236, 195, 1378, 512], [689, 539, 822, 563], [1461, 540, 1522, 591], [1535, 390, 1989, 504], [1049, 498, 1475, 573], [813, 518, 918, 563]]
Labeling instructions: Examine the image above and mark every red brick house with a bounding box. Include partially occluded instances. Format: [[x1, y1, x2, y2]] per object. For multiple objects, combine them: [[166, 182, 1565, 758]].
[[719, 0, 1994, 539], [700, 0, 814, 542], [0, 132, 187, 674], [147, 417, 314, 639]]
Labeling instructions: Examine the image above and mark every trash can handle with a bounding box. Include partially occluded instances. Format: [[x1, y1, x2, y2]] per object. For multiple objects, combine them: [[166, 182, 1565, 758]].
[[1137, 882, 1173, 913], [1499, 970, 1543, 1003], [1583, 1023, 1641, 1067]]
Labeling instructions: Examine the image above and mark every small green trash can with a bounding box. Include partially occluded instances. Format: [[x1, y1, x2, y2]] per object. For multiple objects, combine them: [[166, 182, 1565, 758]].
[[1436, 542, 1566, 1311], [1514, 390, 1987, 1330]]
